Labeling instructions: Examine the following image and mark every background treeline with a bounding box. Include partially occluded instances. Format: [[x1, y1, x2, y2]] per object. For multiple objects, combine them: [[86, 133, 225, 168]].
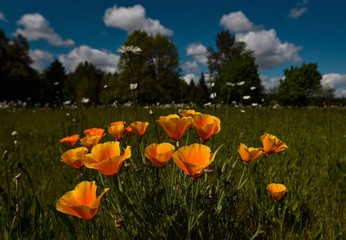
[[0, 28, 344, 107]]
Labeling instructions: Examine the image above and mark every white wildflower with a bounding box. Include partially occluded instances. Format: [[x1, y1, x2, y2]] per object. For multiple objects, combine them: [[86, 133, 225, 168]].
[[250, 86, 256, 91], [243, 95, 251, 100], [81, 97, 90, 104], [130, 83, 138, 90], [237, 81, 245, 86]]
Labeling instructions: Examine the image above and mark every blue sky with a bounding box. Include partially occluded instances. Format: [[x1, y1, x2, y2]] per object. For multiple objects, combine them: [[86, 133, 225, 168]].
[[1, 0, 346, 97]]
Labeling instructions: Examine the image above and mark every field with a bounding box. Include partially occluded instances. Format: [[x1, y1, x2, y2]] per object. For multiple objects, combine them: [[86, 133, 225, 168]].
[[0, 106, 345, 239]]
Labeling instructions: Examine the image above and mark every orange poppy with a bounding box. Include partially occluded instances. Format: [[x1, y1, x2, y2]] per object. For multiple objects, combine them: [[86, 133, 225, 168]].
[[156, 114, 192, 142], [83, 128, 105, 137], [80, 136, 103, 151], [260, 133, 288, 155], [108, 121, 126, 140], [59, 134, 80, 146], [172, 143, 218, 179], [129, 121, 149, 138], [56, 181, 109, 220], [61, 147, 88, 169], [192, 114, 221, 142], [266, 183, 288, 201], [83, 141, 131, 177], [145, 143, 175, 168], [179, 109, 202, 117], [237, 143, 263, 164], [125, 126, 133, 135]]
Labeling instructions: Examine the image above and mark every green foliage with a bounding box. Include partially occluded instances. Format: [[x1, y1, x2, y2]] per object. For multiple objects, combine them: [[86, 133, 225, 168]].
[[208, 31, 263, 104], [277, 63, 323, 106]]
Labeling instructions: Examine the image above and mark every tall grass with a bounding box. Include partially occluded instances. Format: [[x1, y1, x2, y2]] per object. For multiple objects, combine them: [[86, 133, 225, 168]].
[[0, 106, 345, 239]]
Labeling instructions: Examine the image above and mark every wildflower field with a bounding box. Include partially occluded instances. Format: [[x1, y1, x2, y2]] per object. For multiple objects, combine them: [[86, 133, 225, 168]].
[[0, 106, 345, 239]]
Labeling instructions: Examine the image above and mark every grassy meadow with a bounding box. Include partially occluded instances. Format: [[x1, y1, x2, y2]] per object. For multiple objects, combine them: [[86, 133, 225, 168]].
[[0, 106, 345, 239]]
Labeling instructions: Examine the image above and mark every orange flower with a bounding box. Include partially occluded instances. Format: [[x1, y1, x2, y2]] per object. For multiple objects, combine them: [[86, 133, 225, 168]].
[[56, 181, 109, 220], [237, 143, 263, 164], [83, 141, 131, 177], [125, 126, 133, 135], [61, 147, 88, 169], [145, 143, 175, 168], [80, 136, 103, 151], [108, 121, 126, 140], [179, 109, 202, 117], [172, 143, 218, 179], [59, 134, 80, 146], [130, 121, 149, 138], [156, 114, 192, 142], [266, 183, 288, 201], [260, 133, 288, 155], [83, 128, 105, 137], [192, 114, 221, 142]]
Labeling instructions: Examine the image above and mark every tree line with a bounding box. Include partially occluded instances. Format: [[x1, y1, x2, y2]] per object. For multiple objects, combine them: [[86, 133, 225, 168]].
[[0, 28, 340, 108]]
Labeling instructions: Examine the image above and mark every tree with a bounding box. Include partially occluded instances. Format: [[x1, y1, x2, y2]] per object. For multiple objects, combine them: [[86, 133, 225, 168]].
[[0, 29, 40, 103], [64, 62, 104, 105], [117, 30, 186, 104], [207, 31, 263, 104], [277, 63, 322, 106], [195, 73, 209, 106], [42, 59, 67, 106]]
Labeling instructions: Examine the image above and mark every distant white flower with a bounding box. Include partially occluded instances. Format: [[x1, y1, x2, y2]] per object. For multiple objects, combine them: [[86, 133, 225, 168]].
[[53, 82, 59, 86], [251, 103, 258, 107], [149, 110, 154, 115], [11, 131, 18, 137], [117, 45, 142, 54], [104, 85, 108, 89], [81, 97, 90, 104], [63, 100, 72, 106], [210, 82, 215, 87], [14, 140, 18, 146], [130, 83, 138, 90], [250, 86, 256, 91], [243, 95, 251, 100], [240, 109, 246, 113], [226, 82, 236, 87], [237, 81, 245, 86], [210, 92, 217, 99], [66, 113, 70, 117]]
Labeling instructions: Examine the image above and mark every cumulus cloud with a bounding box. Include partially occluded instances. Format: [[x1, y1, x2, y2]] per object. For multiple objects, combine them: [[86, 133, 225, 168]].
[[103, 5, 173, 36], [186, 42, 208, 65], [220, 11, 302, 69], [15, 13, 74, 47], [29, 49, 54, 71], [321, 73, 346, 98], [59, 45, 120, 73], [182, 60, 201, 76], [0, 11, 7, 22], [288, 0, 308, 18], [182, 73, 198, 84], [260, 75, 282, 91]]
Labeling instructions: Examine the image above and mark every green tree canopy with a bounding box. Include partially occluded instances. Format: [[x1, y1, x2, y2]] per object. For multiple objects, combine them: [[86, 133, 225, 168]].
[[277, 63, 322, 106], [207, 30, 263, 105], [117, 30, 186, 105]]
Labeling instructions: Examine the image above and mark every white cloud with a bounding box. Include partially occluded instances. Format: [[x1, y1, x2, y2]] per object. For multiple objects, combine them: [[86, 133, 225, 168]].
[[29, 49, 54, 71], [59, 45, 120, 73], [182, 73, 198, 84], [220, 11, 255, 33], [288, 0, 309, 18], [0, 11, 7, 22], [321, 73, 346, 98], [182, 60, 201, 75], [186, 42, 208, 65], [103, 5, 173, 36], [260, 75, 282, 91], [15, 13, 74, 47], [220, 11, 302, 69]]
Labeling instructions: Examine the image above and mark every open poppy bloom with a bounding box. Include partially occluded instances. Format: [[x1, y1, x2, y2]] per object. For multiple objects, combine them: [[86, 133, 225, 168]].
[[83, 128, 105, 137], [172, 143, 218, 179], [108, 121, 126, 140], [260, 133, 288, 155], [156, 114, 192, 142], [266, 183, 288, 201], [237, 143, 263, 164], [83, 141, 131, 177], [59, 134, 80, 146], [130, 121, 149, 138], [56, 181, 109, 220], [192, 114, 221, 142], [145, 143, 175, 168], [179, 109, 202, 118], [80, 136, 103, 151], [61, 147, 88, 169]]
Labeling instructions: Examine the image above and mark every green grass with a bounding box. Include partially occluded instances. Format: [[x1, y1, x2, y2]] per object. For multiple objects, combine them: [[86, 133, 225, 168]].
[[0, 106, 345, 239]]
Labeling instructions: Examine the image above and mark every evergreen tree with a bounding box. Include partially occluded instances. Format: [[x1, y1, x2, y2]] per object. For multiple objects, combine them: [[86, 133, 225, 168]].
[[196, 73, 209, 105]]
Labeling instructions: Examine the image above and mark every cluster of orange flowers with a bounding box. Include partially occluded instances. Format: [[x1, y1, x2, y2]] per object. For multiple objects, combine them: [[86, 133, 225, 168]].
[[237, 133, 289, 201], [56, 109, 288, 221]]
